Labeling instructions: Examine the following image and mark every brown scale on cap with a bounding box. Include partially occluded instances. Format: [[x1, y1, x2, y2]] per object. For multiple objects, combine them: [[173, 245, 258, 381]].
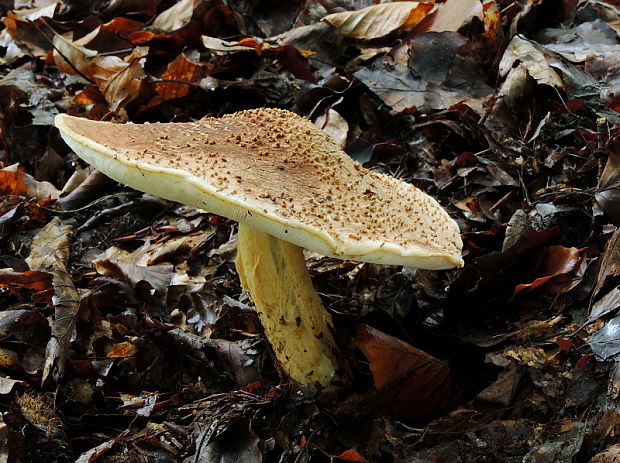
[[55, 109, 463, 268]]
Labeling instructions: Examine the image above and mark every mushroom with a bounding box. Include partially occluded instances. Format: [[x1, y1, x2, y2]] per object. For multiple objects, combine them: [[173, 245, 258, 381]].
[[55, 109, 463, 389]]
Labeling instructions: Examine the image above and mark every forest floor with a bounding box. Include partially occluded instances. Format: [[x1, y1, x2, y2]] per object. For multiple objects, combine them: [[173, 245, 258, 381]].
[[0, 0, 620, 461]]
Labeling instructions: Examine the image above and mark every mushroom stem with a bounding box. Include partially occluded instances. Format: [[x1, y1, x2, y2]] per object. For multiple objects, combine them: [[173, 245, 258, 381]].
[[235, 223, 340, 388]]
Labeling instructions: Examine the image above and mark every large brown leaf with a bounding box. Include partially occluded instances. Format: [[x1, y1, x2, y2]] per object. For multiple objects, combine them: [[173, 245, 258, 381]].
[[356, 325, 452, 419]]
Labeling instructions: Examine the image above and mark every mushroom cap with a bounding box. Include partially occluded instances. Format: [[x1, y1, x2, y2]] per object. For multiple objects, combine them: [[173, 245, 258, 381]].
[[55, 109, 463, 269]]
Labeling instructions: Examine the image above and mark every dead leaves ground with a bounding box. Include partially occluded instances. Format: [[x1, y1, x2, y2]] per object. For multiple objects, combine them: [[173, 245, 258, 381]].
[[0, 0, 620, 461]]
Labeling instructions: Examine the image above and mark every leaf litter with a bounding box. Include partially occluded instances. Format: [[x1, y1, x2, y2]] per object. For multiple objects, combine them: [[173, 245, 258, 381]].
[[0, 0, 620, 461]]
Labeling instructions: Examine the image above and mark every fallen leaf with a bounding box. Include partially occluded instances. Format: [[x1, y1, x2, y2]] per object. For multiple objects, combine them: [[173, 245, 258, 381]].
[[57, 170, 115, 211], [151, 0, 197, 32], [0, 377, 27, 394], [107, 341, 138, 358], [201, 36, 256, 53], [596, 134, 620, 224], [512, 246, 583, 297], [92, 238, 194, 293], [314, 108, 348, 148], [0, 168, 27, 196], [72, 17, 144, 54], [476, 365, 521, 406], [102, 0, 157, 17], [152, 52, 206, 104], [356, 31, 491, 113], [26, 217, 73, 271], [590, 443, 620, 463], [3, 164, 60, 201], [196, 419, 262, 463], [356, 325, 452, 419], [75, 431, 129, 463], [91, 57, 147, 112], [3, 7, 57, 58], [588, 313, 620, 360], [592, 228, 620, 300], [52, 32, 97, 79], [42, 266, 80, 385], [588, 287, 620, 325], [334, 449, 369, 463], [413, 0, 483, 33], [323, 2, 434, 40], [0, 269, 53, 291]]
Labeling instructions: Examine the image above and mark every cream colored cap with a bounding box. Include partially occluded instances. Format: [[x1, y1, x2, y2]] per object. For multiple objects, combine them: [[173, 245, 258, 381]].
[[55, 109, 463, 269]]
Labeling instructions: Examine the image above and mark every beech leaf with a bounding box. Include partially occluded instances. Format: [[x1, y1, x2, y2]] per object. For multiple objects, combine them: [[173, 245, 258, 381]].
[[322, 2, 434, 40]]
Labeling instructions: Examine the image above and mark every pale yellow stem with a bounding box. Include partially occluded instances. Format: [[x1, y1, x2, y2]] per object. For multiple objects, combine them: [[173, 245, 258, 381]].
[[235, 223, 339, 388]]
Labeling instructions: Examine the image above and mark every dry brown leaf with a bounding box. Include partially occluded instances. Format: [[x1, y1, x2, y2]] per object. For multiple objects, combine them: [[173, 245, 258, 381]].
[[323, 2, 435, 40], [92, 57, 146, 111], [413, 0, 483, 33], [356, 325, 452, 419], [0, 269, 53, 291], [38, 216, 78, 386], [52, 32, 97, 78], [0, 377, 27, 394], [0, 167, 28, 196], [590, 444, 620, 463], [89, 55, 129, 87], [512, 246, 583, 297], [334, 449, 369, 463], [26, 217, 73, 271], [3, 6, 57, 58], [74, 430, 129, 463], [72, 17, 144, 54], [201, 36, 255, 53], [498, 36, 564, 88], [152, 0, 197, 32], [107, 342, 138, 358], [596, 134, 620, 224], [314, 109, 348, 148], [91, 235, 207, 293], [154, 53, 206, 103], [2, 164, 60, 201]]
